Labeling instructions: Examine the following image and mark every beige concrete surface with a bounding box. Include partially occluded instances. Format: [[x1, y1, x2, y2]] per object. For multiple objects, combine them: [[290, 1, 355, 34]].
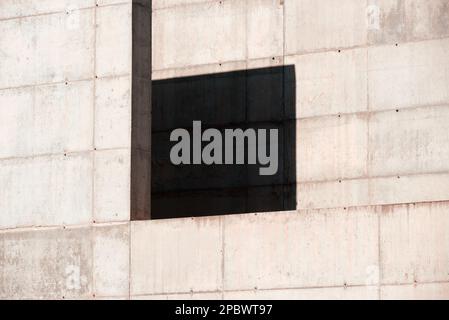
[[1, 0, 449, 300]]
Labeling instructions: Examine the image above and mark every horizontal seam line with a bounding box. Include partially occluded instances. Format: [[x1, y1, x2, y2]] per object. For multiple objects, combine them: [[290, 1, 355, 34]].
[[0, 2, 130, 22]]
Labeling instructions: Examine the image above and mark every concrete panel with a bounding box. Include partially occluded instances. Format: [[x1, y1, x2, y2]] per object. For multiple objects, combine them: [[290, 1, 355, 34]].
[[152, 1, 246, 70], [96, 4, 132, 77], [247, 0, 283, 60], [369, 106, 449, 177], [405, 0, 449, 41], [370, 173, 449, 206], [286, 49, 367, 119], [93, 223, 129, 297], [94, 149, 131, 223], [381, 282, 449, 300], [298, 179, 370, 210], [224, 286, 379, 300], [95, 76, 131, 150], [130, 217, 222, 295], [380, 202, 449, 284], [0, 81, 93, 159], [133, 292, 222, 300], [285, 0, 367, 55], [368, 39, 449, 111], [152, 0, 210, 10], [224, 208, 379, 290], [0, 153, 92, 229], [0, 227, 92, 299], [0, 0, 94, 20], [367, 0, 406, 45], [298, 172, 449, 210], [368, 0, 449, 45], [298, 114, 368, 182], [0, 10, 94, 89]]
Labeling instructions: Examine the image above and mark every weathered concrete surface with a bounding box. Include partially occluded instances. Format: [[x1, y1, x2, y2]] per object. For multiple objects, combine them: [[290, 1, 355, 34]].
[[285, 48, 367, 119], [368, 39, 449, 111], [0, 10, 95, 88], [367, 0, 407, 45], [133, 292, 222, 300], [152, 59, 249, 80], [130, 217, 222, 295], [299, 173, 449, 211], [0, 81, 94, 158], [224, 286, 379, 300], [380, 202, 449, 285], [247, 0, 283, 60], [96, 4, 132, 77], [127, 201, 449, 298], [0, 0, 145, 299], [95, 76, 131, 150], [93, 223, 130, 297], [381, 283, 449, 300], [152, 1, 247, 70], [0, 0, 94, 20], [94, 149, 131, 223], [405, 0, 449, 41], [368, 0, 449, 45], [285, 0, 367, 54], [0, 0, 136, 228], [223, 208, 379, 291], [0, 154, 93, 229], [152, 0, 212, 10], [0, 224, 129, 299], [2, 0, 449, 300], [369, 106, 449, 177], [298, 178, 370, 210], [93, 0, 449, 301], [369, 173, 449, 206], [0, 226, 93, 299], [297, 114, 368, 182]]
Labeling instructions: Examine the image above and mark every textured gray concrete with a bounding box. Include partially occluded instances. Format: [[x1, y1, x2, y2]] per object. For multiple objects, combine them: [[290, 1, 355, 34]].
[[1, 0, 449, 300]]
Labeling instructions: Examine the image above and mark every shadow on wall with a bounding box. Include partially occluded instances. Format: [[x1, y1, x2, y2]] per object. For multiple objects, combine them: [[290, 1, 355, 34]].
[[151, 65, 296, 219]]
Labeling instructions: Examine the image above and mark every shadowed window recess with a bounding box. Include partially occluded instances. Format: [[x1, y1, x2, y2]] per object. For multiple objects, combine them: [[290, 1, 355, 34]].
[[151, 65, 296, 219]]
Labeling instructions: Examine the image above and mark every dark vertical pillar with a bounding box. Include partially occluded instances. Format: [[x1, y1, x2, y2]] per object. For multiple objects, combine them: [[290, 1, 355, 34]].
[[131, 0, 152, 220]]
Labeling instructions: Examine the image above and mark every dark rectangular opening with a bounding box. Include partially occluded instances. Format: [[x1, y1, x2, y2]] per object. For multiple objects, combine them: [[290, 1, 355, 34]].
[[151, 65, 296, 219]]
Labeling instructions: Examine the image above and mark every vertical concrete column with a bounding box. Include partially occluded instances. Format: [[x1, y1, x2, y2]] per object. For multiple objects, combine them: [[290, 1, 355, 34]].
[[130, 0, 152, 220]]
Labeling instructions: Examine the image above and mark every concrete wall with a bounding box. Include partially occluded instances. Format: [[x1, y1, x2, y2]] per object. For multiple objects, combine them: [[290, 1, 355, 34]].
[[150, 65, 297, 218], [1, 0, 449, 299], [0, 0, 150, 299]]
